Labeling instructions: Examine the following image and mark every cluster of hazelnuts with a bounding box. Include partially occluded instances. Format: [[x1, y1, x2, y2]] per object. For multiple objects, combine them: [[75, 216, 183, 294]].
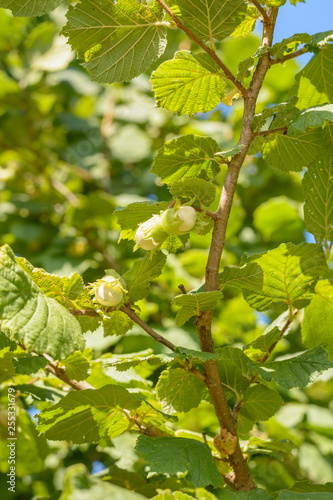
[[94, 205, 197, 307]]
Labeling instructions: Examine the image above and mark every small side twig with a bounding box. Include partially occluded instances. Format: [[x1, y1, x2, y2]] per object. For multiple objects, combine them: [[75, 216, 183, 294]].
[[256, 126, 288, 137], [120, 305, 176, 352], [43, 353, 94, 391], [178, 284, 187, 294], [251, 0, 270, 24], [270, 46, 309, 65]]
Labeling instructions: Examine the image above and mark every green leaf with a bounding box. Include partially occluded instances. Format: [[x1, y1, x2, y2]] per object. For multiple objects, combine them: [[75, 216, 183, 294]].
[[0, 348, 15, 382], [116, 201, 169, 241], [174, 346, 219, 363], [123, 251, 167, 302], [214, 144, 245, 161], [217, 489, 273, 499], [12, 353, 48, 375], [152, 490, 194, 500], [217, 359, 250, 398], [156, 367, 205, 413], [261, 126, 333, 172], [278, 492, 333, 500], [62, 0, 167, 84], [17, 259, 84, 305], [103, 310, 133, 337], [61, 463, 148, 500], [170, 0, 247, 43], [308, 30, 333, 51], [135, 436, 222, 487], [37, 384, 140, 443], [60, 352, 91, 381], [302, 280, 333, 360], [242, 243, 328, 312], [240, 385, 283, 421], [251, 96, 298, 133], [219, 263, 263, 292], [253, 196, 305, 243], [253, 345, 333, 389], [173, 291, 222, 326], [289, 104, 333, 133], [151, 51, 226, 116], [169, 179, 216, 209], [270, 33, 311, 61], [290, 482, 333, 493], [245, 328, 281, 360], [231, 5, 258, 39], [0, 245, 84, 360], [0, 329, 16, 351], [217, 346, 253, 378], [294, 45, 333, 109], [303, 155, 333, 247], [0, 0, 63, 16], [151, 135, 220, 184], [14, 384, 64, 402]]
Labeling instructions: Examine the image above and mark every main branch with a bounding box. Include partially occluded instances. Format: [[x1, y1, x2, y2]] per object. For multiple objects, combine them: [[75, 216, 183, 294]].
[[194, 6, 279, 491]]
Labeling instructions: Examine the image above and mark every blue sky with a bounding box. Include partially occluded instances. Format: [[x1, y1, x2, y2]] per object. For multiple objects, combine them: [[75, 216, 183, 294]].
[[268, 0, 333, 64]]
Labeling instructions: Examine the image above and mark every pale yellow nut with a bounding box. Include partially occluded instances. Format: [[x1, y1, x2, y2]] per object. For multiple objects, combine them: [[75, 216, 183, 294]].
[[176, 206, 196, 232], [95, 278, 124, 306]]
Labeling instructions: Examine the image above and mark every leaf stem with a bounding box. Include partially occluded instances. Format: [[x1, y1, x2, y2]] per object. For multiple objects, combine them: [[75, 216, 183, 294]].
[[155, 0, 247, 97]]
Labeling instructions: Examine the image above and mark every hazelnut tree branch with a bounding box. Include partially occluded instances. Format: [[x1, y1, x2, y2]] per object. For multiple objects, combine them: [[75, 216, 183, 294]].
[[42, 353, 170, 437], [193, 6, 280, 491], [256, 126, 288, 136], [155, 0, 247, 97], [69, 306, 206, 384]]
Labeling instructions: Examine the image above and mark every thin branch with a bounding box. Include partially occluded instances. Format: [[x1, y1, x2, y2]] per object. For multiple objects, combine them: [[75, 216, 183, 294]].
[[256, 126, 288, 137], [155, 0, 247, 97], [43, 353, 94, 391], [120, 305, 176, 351], [251, 0, 270, 24], [271, 46, 309, 65]]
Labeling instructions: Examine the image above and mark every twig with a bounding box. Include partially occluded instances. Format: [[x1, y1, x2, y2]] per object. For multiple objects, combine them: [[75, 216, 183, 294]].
[[155, 0, 247, 97], [120, 305, 176, 351], [43, 353, 94, 391], [178, 284, 187, 294], [271, 46, 309, 65], [256, 126, 288, 137], [251, 0, 270, 24]]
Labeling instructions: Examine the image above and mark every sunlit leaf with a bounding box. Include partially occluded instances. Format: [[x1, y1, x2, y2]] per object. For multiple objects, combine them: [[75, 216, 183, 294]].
[[62, 0, 167, 83]]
